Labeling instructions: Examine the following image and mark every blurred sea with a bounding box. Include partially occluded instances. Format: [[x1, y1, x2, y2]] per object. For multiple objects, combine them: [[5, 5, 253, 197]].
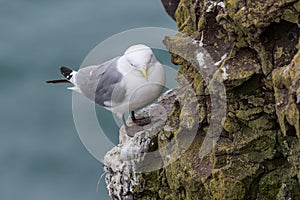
[[0, 1, 176, 200]]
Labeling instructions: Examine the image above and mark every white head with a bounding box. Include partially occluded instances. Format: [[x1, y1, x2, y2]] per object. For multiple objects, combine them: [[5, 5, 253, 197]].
[[123, 44, 156, 80]]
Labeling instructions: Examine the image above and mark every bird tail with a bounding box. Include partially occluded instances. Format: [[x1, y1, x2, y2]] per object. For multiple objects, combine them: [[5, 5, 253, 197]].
[[46, 66, 76, 84]]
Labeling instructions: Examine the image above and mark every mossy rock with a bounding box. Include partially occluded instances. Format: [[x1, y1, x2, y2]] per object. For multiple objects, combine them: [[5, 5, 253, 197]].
[[104, 1, 300, 199]]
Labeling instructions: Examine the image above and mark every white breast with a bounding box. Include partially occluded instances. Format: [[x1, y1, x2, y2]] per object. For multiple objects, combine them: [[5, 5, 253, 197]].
[[109, 62, 165, 116]]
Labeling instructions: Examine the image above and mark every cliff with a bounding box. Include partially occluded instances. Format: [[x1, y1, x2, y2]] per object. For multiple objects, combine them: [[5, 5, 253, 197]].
[[104, 0, 300, 199]]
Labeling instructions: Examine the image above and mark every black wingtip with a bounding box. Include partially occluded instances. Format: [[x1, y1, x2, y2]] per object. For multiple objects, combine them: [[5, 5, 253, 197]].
[[60, 66, 73, 79], [45, 79, 70, 84]]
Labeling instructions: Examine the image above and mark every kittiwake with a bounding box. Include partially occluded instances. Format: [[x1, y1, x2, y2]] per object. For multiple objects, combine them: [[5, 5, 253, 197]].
[[47, 44, 166, 133]]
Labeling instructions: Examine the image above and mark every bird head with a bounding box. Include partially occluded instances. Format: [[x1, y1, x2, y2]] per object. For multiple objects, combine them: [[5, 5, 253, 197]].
[[124, 44, 156, 80]]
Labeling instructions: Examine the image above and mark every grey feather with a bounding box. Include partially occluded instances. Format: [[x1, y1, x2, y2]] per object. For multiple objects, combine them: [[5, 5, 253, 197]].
[[75, 57, 127, 107]]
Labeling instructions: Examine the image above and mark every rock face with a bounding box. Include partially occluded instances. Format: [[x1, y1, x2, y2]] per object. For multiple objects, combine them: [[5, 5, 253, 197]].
[[104, 0, 300, 199]]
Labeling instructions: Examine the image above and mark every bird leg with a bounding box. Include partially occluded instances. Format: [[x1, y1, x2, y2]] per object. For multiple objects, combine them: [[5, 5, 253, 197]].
[[122, 113, 143, 137], [131, 111, 151, 126], [121, 111, 151, 137]]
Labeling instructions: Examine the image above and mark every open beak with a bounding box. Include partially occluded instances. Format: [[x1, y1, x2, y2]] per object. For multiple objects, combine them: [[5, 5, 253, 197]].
[[141, 68, 148, 80]]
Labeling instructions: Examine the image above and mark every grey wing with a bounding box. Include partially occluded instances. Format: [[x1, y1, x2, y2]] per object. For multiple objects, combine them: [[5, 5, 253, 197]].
[[75, 57, 127, 107]]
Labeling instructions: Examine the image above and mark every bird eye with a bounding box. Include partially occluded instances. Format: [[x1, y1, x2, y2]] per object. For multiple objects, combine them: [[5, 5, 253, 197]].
[[127, 60, 134, 67]]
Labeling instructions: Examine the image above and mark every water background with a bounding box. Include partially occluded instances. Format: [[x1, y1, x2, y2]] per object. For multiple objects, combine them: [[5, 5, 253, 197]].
[[0, 1, 176, 199]]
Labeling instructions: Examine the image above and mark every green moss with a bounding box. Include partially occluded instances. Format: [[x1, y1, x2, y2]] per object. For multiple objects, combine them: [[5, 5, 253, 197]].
[[223, 116, 240, 133], [209, 172, 246, 200], [247, 96, 265, 107], [192, 72, 205, 95], [236, 107, 263, 120], [282, 8, 299, 24], [272, 47, 300, 138], [294, 1, 300, 11], [248, 115, 273, 130], [174, 0, 197, 34], [274, 47, 283, 60], [258, 168, 300, 199], [105, 1, 300, 199]]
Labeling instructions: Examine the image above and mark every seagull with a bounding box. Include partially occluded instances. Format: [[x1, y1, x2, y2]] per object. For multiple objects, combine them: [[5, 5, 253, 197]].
[[47, 44, 166, 133]]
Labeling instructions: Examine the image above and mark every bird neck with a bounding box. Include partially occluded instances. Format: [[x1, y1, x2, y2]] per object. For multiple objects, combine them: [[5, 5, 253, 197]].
[[117, 56, 132, 76]]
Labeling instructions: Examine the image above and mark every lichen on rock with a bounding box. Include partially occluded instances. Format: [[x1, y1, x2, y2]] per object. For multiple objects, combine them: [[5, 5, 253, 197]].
[[104, 0, 300, 199], [272, 44, 300, 138]]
